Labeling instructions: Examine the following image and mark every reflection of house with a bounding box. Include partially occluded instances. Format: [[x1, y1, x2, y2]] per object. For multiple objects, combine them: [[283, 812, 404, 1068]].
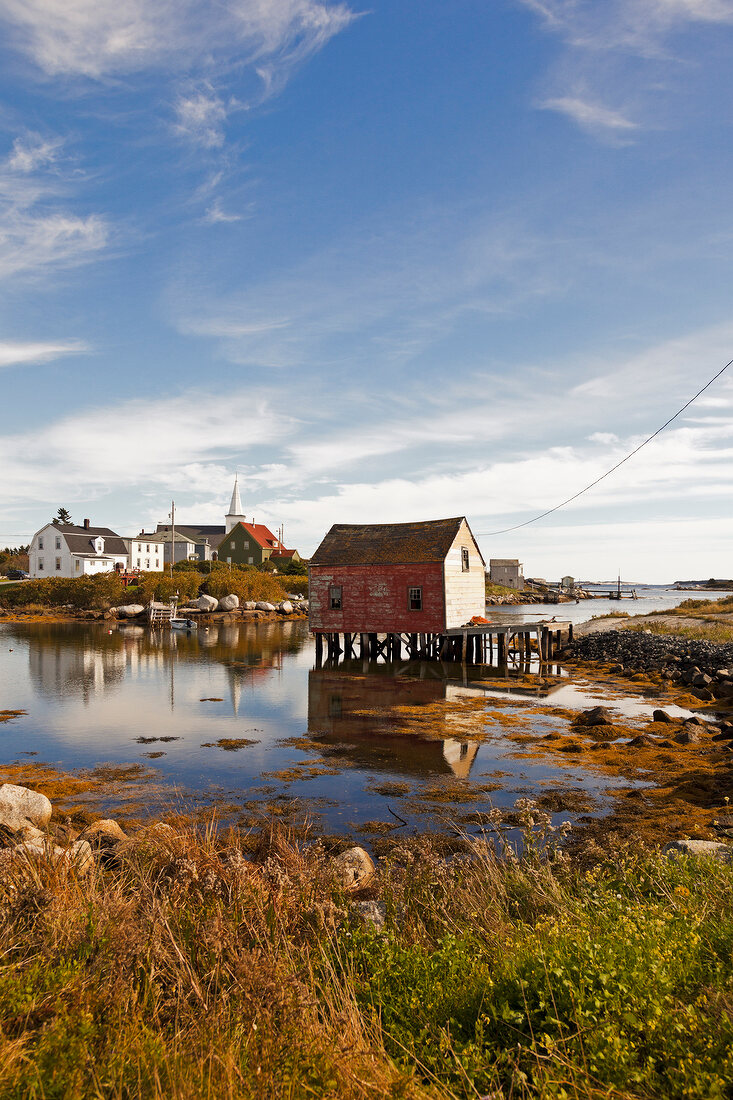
[[489, 559, 524, 590], [307, 667, 479, 778], [29, 520, 128, 578], [309, 517, 485, 635]]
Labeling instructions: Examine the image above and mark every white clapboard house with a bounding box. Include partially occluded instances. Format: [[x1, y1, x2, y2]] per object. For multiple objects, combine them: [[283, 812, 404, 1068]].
[[29, 520, 129, 579]]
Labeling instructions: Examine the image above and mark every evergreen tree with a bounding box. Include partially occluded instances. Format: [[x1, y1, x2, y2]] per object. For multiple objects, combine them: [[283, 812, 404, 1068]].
[[55, 507, 72, 525]]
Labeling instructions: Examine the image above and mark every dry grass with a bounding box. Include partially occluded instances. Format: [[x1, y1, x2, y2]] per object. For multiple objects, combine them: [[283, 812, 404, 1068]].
[[2, 818, 733, 1098]]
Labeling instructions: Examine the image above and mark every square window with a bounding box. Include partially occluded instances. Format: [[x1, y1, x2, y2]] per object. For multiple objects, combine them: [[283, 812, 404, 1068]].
[[461, 547, 470, 572], [329, 585, 342, 610], [408, 586, 422, 611]]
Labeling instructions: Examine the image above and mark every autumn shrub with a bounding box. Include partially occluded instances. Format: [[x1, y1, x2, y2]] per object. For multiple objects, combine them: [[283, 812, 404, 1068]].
[[133, 571, 203, 604], [0, 574, 126, 609], [204, 567, 289, 604]]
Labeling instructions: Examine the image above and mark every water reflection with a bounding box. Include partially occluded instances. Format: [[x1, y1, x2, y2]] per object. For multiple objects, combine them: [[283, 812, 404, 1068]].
[[309, 665, 479, 778]]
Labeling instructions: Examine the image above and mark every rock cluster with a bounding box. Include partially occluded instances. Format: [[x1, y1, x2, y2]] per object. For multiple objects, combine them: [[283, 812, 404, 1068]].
[[568, 630, 733, 704]]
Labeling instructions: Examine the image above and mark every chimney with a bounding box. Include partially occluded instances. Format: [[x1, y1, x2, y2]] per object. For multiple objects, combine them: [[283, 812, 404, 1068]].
[[83, 518, 90, 529]]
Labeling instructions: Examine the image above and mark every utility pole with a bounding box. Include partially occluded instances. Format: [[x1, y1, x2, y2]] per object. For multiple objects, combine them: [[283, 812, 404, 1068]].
[[170, 500, 175, 578]]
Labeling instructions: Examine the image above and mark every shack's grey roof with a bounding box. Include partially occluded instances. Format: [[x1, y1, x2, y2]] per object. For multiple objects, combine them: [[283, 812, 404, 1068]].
[[310, 517, 485, 567], [51, 523, 128, 557]]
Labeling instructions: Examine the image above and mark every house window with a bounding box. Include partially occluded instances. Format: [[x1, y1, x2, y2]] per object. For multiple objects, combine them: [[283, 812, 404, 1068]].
[[146, 544, 150, 553], [461, 547, 470, 572], [75, 560, 80, 571], [230, 540, 235, 549], [55, 558, 61, 571], [155, 559, 159, 568], [55, 537, 61, 550], [244, 540, 249, 549], [408, 586, 423, 611], [38, 559, 44, 571], [38, 538, 44, 550], [329, 585, 342, 610], [227, 556, 232, 564], [145, 560, 150, 569], [248, 556, 253, 564], [137, 558, 141, 567]]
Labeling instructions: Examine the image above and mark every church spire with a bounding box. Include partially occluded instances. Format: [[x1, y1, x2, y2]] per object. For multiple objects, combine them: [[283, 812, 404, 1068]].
[[225, 474, 246, 532]]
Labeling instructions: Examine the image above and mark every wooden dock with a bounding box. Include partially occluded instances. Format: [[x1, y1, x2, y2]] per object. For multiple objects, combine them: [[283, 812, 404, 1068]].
[[147, 600, 177, 626], [313, 620, 573, 666]]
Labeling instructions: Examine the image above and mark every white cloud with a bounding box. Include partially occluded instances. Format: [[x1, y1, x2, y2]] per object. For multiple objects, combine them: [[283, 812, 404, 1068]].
[[0, 339, 88, 367], [7, 133, 64, 173], [540, 96, 637, 135], [0, 210, 108, 280], [520, 0, 733, 53], [173, 90, 228, 148], [522, 0, 733, 140], [0, 135, 109, 280], [0, 0, 356, 81], [204, 200, 244, 224]]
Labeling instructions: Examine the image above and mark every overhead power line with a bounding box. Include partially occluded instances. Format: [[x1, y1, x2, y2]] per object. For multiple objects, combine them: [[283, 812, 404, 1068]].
[[477, 354, 733, 537]]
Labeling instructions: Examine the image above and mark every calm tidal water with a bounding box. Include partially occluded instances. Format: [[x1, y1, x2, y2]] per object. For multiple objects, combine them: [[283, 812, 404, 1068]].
[[488, 586, 732, 625], [0, 597, 710, 837]]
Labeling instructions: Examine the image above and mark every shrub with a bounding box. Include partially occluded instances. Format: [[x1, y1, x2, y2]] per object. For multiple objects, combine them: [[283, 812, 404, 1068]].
[[133, 571, 203, 604], [0, 574, 127, 609], [204, 567, 288, 604]]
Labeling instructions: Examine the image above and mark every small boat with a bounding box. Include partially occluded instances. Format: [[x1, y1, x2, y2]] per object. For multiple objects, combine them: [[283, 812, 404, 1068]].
[[171, 617, 197, 631]]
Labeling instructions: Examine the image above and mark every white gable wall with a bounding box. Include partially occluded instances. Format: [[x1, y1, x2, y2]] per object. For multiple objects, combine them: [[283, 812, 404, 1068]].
[[29, 524, 127, 579], [443, 519, 486, 629]]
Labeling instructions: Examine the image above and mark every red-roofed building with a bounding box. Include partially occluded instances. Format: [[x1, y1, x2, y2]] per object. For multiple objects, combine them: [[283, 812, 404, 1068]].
[[215, 521, 301, 568]]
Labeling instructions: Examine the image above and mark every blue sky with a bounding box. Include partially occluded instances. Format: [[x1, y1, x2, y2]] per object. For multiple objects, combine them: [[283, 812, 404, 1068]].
[[1, 0, 733, 581]]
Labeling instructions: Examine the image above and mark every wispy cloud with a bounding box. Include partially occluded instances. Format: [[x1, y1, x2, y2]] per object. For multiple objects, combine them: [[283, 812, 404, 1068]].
[[0, 0, 357, 82], [520, 0, 733, 54], [540, 95, 638, 136], [173, 89, 229, 148], [203, 200, 245, 224], [0, 339, 88, 368], [0, 132, 109, 280], [521, 0, 733, 139], [7, 132, 64, 173]]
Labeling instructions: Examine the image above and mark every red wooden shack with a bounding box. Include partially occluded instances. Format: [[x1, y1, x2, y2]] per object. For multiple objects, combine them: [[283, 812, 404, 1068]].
[[308, 516, 486, 636]]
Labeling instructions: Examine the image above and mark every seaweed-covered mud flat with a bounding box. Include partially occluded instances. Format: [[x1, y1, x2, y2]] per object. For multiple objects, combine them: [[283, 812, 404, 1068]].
[[569, 628, 733, 699], [2, 618, 733, 856]]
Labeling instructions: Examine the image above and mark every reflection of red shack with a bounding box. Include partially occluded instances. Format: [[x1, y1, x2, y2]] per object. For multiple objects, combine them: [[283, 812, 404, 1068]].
[[309, 517, 486, 636], [308, 668, 479, 778]]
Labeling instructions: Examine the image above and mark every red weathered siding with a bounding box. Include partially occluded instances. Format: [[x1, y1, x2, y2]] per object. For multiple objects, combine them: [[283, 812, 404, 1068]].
[[309, 563, 445, 633]]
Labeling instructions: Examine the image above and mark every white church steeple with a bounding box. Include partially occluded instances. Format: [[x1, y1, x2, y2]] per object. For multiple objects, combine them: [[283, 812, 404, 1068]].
[[225, 474, 247, 532]]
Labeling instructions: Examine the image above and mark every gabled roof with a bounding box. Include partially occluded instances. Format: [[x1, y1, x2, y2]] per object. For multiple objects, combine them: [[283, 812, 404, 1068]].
[[50, 523, 128, 557], [155, 523, 224, 541], [310, 517, 485, 567], [215, 521, 291, 553]]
